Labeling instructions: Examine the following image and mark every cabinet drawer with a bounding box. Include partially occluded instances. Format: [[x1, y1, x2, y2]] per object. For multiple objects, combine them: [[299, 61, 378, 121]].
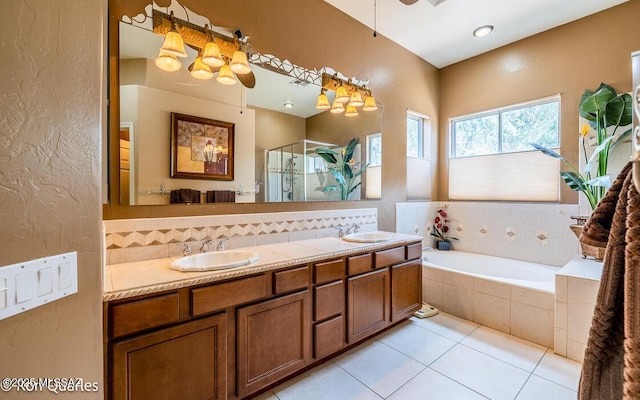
[[314, 280, 344, 321], [406, 242, 422, 261], [347, 253, 372, 276], [111, 293, 180, 339], [314, 315, 344, 359], [314, 259, 344, 284], [274, 265, 310, 295], [374, 247, 405, 269], [191, 275, 266, 316]]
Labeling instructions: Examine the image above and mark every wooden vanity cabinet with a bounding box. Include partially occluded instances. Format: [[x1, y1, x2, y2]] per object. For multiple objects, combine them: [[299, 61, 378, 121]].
[[106, 241, 423, 400], [111, 313, 227, 400], [236, 290, 310, 398]]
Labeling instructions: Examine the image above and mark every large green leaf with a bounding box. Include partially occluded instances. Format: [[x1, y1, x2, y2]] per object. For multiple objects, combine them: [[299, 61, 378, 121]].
[[329, 168, 346, 186], [321, 186, 340, 192], [580, 83, 616, 116], [315, 148, 337, 164], [343, 162, 353, 179], [347, 181, 361, 195], [585, 175, 611, 188], [578, 89, 596, 121], [609, 128, 632, 151], [584, 134, 617, 173], [343, 138, 359, 163], [530, 143, 565, 160], [560, 171, 586, 192], [605, 93, 633, 128]]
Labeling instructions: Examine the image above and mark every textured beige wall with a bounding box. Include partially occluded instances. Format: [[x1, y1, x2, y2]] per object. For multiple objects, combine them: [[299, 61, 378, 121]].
[[438, 1, 640, 202], [106, 0, 440, 231], [0, 0, 104, 398]]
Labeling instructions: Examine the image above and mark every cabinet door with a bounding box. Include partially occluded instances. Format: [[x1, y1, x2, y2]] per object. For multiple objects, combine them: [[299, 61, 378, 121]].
[[391, 260, 422, 322], [347, 268, 390, 344], [112, 313, 226, 400], [237, 291, 310, 398]]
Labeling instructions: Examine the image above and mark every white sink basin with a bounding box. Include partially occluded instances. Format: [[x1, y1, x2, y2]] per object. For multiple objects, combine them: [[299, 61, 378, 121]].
[[342, 232, 393, 243], [170, 250, 259, 272]]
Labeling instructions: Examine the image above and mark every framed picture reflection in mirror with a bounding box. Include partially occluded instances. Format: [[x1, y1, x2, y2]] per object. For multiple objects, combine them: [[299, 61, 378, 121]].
[[170, 112, 234, 181]]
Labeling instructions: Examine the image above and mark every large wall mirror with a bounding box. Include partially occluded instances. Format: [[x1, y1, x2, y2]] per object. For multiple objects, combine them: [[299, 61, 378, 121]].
[[109, 2, 383, 208]]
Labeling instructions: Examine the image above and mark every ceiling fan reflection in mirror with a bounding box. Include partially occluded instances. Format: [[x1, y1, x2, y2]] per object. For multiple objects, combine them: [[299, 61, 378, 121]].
[[399, 0, 447, 5]]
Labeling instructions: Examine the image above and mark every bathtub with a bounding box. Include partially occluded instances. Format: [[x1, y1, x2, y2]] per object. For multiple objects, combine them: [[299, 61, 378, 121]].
[[422, 250, 561, 348]]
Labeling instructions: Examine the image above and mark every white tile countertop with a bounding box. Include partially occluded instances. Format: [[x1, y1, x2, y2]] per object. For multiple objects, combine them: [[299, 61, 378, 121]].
[[103, 232, 423, 301]]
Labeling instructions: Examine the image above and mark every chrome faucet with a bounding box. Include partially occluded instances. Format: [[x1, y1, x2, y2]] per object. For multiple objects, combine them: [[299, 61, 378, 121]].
[[335, 227, 345, 238], [346, 223, 361, 235], [182, 243, 192, 257], [200, 239, 213, 253], [216, 237, 229, 251]]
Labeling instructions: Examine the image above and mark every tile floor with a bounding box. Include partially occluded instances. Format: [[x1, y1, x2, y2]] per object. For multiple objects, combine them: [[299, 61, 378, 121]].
[[255, 312, 582, 400]]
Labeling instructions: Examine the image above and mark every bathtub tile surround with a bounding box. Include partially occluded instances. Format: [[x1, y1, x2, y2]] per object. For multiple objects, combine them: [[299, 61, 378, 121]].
[[422, 251, 558, 347], [554, 255, 603, 361], [396, 202, 580, 267], [104, 208, 377, 264]]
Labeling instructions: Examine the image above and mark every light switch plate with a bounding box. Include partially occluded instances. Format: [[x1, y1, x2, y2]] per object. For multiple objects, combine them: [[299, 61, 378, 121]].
[[0, 252, 78, 321]]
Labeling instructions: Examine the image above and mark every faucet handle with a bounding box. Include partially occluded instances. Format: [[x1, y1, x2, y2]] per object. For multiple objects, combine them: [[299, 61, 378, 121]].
[[335, 227, 345, 238], [216, 237, 229, 251], [200, 239, 213, 253], [353, 223, 361, 233], [182, 243, 192, 256]]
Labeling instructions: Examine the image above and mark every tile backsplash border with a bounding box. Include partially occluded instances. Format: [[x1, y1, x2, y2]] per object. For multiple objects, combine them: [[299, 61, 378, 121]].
[[104, 208, 377, 264]]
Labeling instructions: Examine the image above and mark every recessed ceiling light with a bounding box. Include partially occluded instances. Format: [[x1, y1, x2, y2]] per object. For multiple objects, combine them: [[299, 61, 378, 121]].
[[473, 25, 494, 38], [284, 102, 294, 108]]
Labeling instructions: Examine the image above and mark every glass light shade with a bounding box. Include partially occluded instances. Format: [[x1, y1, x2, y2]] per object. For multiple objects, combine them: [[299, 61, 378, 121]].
[[330, 100, 345, 114], [344, 104, 359, 117], [201, 42, 225, 67], [155, 51, 182, 72], [216, 64, 237, 85], [230, 50, 251, 74], [316, 93, 331, 110], [160, 29, 188, 58], [335, 85, 350, 103], [348, 91, 364, 107], [190, 56, 214, 80], [362, 95, 378, 111]]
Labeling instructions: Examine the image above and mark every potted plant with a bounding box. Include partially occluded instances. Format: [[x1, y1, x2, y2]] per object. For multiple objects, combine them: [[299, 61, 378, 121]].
[[430, 205, 458, 250], [315, 138, 369, 200], [532, 83, 632, 260], [532, 83, 632, 210]]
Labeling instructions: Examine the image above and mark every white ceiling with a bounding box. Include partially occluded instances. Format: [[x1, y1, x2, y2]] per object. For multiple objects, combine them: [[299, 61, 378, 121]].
[[324, 0, 628, 68]]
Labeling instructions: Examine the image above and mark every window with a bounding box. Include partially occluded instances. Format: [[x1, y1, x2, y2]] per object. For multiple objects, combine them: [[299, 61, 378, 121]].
[[449, 96, 561, 202], [451, 97, 559, 157], [407, 113, 425, 158], [366, 133, 382, 199], [406, 111, 431, 200]]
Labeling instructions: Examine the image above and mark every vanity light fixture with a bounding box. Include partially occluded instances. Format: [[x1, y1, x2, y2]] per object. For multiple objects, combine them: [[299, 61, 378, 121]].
[[152, 10, 255, 89], [362, 91, 378, 111], [473, 25, 494, 37], [155, 50, 182, 72], [335, 82, 350, 104], [158, 12, 188, 58], [330, 99, 345, 114], [216, 64, 237, 85], [320, 73, 377, 117], [189, 53, 215, 80], [230, 50, 251, 74], [201, 31, 225, 67], [344, 104, 359, 117], [315, 88, 331, 110], [348, 90, 364, 107]]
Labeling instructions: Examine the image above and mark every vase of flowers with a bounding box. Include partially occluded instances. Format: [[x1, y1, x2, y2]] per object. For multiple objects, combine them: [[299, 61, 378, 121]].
[[532, 83, 632, 260], [430, 205, 458, 250], [315, 138, 369, 200]]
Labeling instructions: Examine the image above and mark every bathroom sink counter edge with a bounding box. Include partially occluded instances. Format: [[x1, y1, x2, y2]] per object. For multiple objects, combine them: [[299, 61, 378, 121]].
[[103, 231, 422, 301]]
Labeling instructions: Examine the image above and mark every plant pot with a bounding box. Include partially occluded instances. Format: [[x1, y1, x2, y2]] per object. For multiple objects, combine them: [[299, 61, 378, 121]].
[[436, 240, 451, 251], [570, 216, 605, 261]]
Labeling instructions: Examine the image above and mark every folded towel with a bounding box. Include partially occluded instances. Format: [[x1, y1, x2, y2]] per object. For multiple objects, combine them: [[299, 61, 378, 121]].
[[206, 190, 236, 203], [170, 189, 201, 204]]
